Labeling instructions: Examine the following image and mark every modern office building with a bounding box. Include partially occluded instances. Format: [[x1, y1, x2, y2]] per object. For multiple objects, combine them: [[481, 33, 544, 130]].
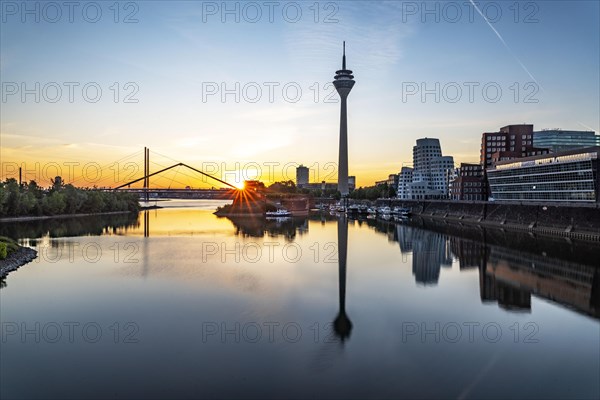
[[487, 147, 600, 202], [449, 163, 486, 201], [397, 138, 454, 199], [295, 165, 309, 188], [397, 167, 414, 200], [533, 129, 599, 153], [480, 124, 549, 168]]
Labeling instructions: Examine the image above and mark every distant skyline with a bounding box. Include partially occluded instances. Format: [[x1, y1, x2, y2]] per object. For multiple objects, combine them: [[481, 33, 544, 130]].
[[1, 1, 599, 188]]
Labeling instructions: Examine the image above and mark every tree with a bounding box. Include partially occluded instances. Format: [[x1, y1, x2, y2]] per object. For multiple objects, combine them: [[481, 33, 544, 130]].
[[0, 178, 139, 218], [44, 191, 66, 215], [3, 179, 21, 216], [268, 180, 297, 193]]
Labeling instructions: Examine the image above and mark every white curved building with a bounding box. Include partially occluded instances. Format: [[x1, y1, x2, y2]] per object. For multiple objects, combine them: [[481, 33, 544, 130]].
[[398, 138, 454, 199]]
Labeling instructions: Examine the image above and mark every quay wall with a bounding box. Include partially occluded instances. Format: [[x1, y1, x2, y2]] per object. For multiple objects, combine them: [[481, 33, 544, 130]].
[[375, 200, 600, 239]]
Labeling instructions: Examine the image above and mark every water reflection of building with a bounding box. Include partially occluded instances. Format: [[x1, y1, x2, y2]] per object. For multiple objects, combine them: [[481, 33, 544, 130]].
[[387, 219, 599, 319], [482, 247, 599, 318], [450, 237, 485, 270], [396, 225, 452, 286], [479, 263, 532, 312]]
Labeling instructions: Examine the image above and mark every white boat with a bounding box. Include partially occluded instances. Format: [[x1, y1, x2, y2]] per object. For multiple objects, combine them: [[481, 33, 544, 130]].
[[266, 209, 291, 218], [399, 208, 411, 218], [347, 204, 360, 214], [379, 206, 391, 215]]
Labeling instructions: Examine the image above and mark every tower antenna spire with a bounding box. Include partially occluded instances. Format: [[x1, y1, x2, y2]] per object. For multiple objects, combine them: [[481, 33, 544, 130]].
[[342, 41, 346, 70]]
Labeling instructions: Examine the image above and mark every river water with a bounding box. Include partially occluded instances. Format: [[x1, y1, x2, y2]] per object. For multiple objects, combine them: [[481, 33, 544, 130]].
[[1, 200, 599, 399]]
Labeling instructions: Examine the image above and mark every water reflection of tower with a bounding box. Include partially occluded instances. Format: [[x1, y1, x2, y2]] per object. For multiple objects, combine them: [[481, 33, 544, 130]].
[[396, 225, 452, 285], [333, 215, 352, 342], [142, 210, 150, 278]]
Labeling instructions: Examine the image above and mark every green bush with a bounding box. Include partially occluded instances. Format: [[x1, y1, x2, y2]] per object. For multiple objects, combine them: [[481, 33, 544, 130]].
[[0, 242, 7, 260], [0, 236, 19, 254]]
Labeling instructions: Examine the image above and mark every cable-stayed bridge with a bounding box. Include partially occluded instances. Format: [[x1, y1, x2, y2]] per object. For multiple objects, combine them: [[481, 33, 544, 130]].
[[65, 147, 240, 200]]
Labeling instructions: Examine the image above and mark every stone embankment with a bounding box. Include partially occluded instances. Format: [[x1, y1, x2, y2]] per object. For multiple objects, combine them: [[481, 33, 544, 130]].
[[0, 247, 38, 278]]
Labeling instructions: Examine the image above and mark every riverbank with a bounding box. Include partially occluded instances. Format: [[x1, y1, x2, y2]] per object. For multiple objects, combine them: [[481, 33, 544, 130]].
[[0, 246, 37, 278], [140, 205, 162, 210], [377, 200, 600, 241], [0, 210, 133, 223]]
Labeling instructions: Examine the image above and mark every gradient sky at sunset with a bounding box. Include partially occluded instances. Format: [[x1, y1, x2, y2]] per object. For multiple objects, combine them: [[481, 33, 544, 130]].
[[1, 1, 599, 188]]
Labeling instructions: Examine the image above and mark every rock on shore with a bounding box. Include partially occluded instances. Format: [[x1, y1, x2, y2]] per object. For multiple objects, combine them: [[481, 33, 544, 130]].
[[0, 247, 38, 278]]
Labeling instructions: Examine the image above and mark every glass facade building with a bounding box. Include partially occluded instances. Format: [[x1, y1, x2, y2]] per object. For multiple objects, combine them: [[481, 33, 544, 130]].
[[487, 147, 599, 202], [533, 130, 599, 153]]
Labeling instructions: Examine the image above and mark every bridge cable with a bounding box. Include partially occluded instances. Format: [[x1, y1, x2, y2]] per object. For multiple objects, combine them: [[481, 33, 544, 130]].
[[70, 149, 144, 186]]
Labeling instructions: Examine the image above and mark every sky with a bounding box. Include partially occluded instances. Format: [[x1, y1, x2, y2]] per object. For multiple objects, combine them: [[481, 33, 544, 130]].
[[1, 0, 599, 189]]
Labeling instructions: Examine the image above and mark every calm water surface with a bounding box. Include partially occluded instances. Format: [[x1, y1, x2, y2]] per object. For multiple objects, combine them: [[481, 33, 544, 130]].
[[1, 200, 599, 399]]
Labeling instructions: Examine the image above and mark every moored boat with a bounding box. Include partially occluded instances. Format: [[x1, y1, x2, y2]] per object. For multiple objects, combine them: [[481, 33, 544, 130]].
[[265, 209, 291, 218]]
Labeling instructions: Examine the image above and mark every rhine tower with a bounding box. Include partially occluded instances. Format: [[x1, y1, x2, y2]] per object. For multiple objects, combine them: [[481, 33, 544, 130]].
[[333, 41, 355, 197]]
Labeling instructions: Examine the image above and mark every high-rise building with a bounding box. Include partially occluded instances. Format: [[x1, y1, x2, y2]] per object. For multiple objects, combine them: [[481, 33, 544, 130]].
[[480, 124, 549, 168], [413, 138, 442, 180], [399, 138, 454, 199], [333, 42, 355, 197], [533, 129, 599, 153], [295, 165, 309, 188]]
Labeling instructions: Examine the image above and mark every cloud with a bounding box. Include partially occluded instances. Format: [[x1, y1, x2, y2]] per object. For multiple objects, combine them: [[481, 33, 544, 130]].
[[283, 1, 413, 75]]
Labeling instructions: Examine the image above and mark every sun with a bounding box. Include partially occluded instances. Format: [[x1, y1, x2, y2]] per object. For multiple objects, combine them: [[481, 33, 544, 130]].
[[233, 180, 245, 190]]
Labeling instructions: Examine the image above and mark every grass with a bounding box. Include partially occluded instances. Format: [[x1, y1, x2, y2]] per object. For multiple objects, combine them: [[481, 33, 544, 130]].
[[0, 236, 19, 259]]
